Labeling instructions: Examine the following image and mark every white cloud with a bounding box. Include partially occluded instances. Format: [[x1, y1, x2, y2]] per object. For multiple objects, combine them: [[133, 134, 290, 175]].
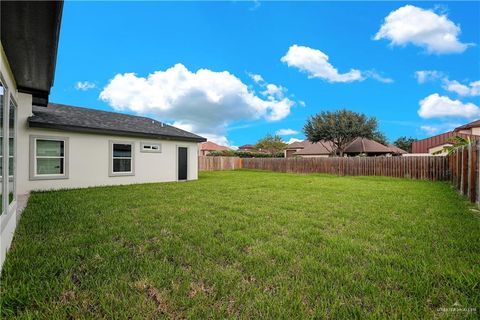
[[248, 73, 264, 84], [415, 70, 480, 96], [442, 79, 480, 97], [281, 45, 363, 83], [374, 5, 472, 54], [415, 70, 444, 83], [262, 84, 287, 100], [286, 138, 303, 144], [281, 45, 392, 83], [100, 64, 296, 146], [420, 125, 441, 135], [420, 123, 461, 135], [276, 128, 299, 136], [364, 70, 394, 84], [201, 133, 230, 147], [75, 81, 96, 91], [418, 93, 480, 119]]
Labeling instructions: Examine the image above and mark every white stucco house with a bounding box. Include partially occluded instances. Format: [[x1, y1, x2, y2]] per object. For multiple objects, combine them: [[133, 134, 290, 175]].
[[0, 1, 205, 269], [19, 103, 205, 194]]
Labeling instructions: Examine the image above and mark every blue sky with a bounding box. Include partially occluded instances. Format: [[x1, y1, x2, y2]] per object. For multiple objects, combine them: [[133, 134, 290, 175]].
[[51, 1, 480, 147]]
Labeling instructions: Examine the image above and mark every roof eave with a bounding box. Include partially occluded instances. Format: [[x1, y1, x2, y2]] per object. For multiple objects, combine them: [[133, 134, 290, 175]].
[[1, 1, 63, 106], [28, 121, 207, 143]]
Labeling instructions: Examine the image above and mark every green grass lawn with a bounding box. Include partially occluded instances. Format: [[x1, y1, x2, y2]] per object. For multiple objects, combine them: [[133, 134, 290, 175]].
[[1, 170, 479, 318]]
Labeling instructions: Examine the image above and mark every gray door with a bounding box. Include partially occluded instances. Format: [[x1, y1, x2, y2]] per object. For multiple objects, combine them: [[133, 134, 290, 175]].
[[178, 147, 188, 180]]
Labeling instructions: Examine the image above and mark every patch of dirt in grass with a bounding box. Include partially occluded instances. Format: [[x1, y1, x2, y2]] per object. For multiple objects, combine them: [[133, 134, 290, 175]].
[[226, 298, 239, 317], [134, 281, 170, 315], [263, 283, 277, 295], [188, 281, 214, 298], [59, 290, 76, 304], [181, 263, 192, 272], [242, 245, 253, 254], [301, 296, 315, 316], [214, 297, 239, 318], [242, 274, 257, 285]]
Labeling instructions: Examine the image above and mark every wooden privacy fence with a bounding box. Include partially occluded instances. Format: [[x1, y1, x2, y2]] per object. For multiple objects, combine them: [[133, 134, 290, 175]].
[[198, 156, 243, 171], [199, 156, 450, 180], [447, 142, 480, 204], [242, 157, 450, 180]]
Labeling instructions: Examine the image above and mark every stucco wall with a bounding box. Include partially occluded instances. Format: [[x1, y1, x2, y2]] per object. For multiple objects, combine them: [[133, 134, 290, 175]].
[[17, 104, 199, 194], [471, 127, 480, 135], [428, 144, 451, 156], [0, 43, 23, 269]]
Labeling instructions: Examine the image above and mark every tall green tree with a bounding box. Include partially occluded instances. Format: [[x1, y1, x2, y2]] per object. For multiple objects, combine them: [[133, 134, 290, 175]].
[[393, 136, 417, 153], [303, 109, 383, 156], [372, 131, 389, 146], [255, 134, 287, 156]]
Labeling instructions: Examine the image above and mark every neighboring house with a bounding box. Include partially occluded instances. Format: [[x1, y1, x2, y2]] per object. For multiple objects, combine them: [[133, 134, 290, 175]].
[[199, 141, 231, 156], [454, 120, 480, 135], [290, 141, 334, 158], [343, 137, 394, 156], [285, 138, 401, 158], [238, 144, 256, 152], [0, 1, 205, 269], [284, 140, 310, 157], [411, 120, 480, 155]]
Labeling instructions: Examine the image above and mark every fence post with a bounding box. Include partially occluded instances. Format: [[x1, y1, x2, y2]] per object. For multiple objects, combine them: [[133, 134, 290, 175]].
[[468, 143, 473, 200], [468, 144, 472, 198], [462, 147, 468, 195]]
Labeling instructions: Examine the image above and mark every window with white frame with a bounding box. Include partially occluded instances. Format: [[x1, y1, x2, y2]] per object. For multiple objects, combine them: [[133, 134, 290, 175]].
[[30, 136, 68, 180], [141, 142, 161, 153], [110, 141, 134, 176]]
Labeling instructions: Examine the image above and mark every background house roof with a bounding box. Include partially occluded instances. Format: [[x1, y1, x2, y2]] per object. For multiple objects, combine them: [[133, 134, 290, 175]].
[[387, 144, 408, 155], [29, 103, 206, 142], [344, 137, 392, 154], [293, 141, 334, 155], [285, 140, 309, 150], [454, 119, 480, 131], [292, 138, 393, 156], [1, 1, 63, 106], [200, 141, 231, 151]]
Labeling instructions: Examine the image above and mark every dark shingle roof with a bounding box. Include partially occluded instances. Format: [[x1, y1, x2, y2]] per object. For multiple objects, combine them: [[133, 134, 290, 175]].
[[388, 144, 408, 155], [344, 137, 392, 154], [29, 103, 206, 142]]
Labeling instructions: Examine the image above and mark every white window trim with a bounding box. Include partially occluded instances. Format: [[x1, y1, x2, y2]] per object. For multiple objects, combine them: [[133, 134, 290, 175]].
[[29, 135, 69, 180], [6, 95, 17, 207], [0, 73, 8, 219], [109, 140, 135, 177], [140, 142, 162, 153]]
